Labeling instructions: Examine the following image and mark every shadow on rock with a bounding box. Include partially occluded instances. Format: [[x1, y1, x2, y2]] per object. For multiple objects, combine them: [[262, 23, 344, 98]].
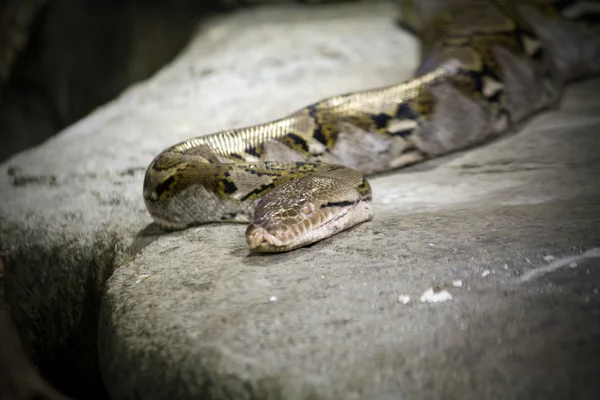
[[0, 308, 73, 400]]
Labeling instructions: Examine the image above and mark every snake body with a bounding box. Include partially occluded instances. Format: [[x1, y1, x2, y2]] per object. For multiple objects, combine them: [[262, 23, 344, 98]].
[[144, 0, 600, 252]]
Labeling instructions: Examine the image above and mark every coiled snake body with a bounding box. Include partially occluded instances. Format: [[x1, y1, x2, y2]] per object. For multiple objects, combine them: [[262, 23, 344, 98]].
[[144, 0, 600, 252]]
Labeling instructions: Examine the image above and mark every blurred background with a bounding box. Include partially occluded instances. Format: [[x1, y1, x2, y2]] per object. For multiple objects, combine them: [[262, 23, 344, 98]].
[[0, 0, 323, 163]]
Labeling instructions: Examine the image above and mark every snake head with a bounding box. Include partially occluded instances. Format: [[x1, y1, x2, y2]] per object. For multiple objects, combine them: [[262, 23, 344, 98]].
[[245, 171, 373, 253]]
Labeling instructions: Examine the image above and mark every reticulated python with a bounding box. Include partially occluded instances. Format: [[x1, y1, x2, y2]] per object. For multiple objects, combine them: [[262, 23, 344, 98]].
[[143, 0, 600, 252]]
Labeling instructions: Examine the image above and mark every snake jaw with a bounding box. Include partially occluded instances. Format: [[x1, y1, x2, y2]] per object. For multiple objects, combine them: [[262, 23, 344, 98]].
[[246, 226, 285, 251], [245, 199, 373, 253]]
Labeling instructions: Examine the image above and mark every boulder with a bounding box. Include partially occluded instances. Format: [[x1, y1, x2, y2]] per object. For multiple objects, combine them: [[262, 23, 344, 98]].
[[1, 1, 599, 399]]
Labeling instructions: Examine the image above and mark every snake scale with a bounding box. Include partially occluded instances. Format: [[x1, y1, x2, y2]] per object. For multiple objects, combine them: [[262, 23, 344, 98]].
[[144, 0, 600, 252]]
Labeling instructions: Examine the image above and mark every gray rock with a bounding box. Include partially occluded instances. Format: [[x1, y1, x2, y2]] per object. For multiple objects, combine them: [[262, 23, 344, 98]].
[[100, 214, 600, 400], [1, 1, 600, 399]]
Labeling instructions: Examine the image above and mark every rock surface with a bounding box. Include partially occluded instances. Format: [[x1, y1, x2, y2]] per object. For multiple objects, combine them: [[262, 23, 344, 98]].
[[1, 1, 600, 399]]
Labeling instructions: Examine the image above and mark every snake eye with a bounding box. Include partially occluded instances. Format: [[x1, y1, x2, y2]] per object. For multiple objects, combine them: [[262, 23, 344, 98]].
[[301, 203, 313, 216]]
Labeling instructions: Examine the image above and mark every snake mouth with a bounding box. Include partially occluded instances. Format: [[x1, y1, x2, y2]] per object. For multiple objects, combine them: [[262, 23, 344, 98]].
[[246, 226, 290, 252], [245, 200, 373, 253]]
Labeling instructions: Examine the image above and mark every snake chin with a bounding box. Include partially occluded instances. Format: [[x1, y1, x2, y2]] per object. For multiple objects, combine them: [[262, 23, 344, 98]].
[[246, 200, 373, 253]]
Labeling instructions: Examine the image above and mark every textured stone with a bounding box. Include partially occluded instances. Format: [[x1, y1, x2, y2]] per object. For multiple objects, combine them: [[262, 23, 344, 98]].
[[1, 1, 600, 399], [100, 215, 600, 399]]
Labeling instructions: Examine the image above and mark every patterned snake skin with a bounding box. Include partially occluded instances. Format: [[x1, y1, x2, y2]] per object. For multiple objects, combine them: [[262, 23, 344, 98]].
[[143, 0, 600, 252]]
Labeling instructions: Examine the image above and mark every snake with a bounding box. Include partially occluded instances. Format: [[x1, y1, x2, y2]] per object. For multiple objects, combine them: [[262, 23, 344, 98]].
[[143, 0, 600, 253]]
